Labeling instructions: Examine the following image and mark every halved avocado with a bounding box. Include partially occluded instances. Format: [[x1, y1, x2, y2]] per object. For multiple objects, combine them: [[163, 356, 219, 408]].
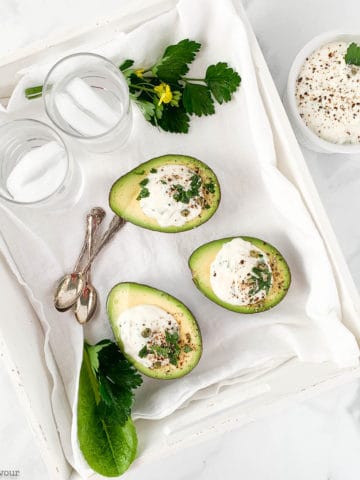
[[189, 236, 291, 313], [107, 282, 202, 379], [109, 154, 220, 233]]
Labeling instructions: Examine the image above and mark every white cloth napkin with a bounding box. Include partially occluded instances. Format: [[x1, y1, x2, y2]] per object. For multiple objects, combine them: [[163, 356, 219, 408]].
[[0, 0, 359, 476]]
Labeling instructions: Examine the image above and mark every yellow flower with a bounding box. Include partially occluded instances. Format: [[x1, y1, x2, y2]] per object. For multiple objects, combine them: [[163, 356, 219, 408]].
[[154, 83, 173, 105], [134, 68, 145, 78]]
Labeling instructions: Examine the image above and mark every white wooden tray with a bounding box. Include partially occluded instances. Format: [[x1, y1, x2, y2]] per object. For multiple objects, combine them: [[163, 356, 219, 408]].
[[1, 1, 359, 479]]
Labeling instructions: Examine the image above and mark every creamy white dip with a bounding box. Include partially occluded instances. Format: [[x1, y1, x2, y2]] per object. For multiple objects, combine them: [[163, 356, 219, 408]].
[[115, 304, 179, 368], [296, 41, 360, 144], [210, 238, 272, 305], [139, 164, 204, 227]]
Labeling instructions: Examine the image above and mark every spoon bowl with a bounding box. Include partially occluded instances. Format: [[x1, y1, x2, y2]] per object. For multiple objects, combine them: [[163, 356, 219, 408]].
[[74, 283, 97, 324], [54, 272, 84, 311]]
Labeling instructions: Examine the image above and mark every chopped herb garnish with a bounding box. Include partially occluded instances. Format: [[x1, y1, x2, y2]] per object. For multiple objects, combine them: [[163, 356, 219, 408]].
[[137, 187, 150, 200], [139, 178, 149, 186], [173, 184, 190, 203], [345, 42, 360, 67], [249, 263, 272, 296], [160, 179, 167, 184], [138, 345, 148, 358], [205, 181, 215, 193], [172, 175, 203, 204], [150, 168, 157, 173], [149, 345, 170, 358], [137, 329, 194, 368]]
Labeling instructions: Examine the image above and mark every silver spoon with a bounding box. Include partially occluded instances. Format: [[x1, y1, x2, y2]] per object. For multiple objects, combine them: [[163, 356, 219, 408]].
[[54, 208, 105, 311], [54, 215, 126, 311], [73, 213, 98, 324]]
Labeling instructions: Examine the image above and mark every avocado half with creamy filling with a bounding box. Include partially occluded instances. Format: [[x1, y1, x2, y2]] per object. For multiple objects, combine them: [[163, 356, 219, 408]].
[[109, 154, 220, 233], [107, 282, 202, 379], [189, 237, 291, 313]]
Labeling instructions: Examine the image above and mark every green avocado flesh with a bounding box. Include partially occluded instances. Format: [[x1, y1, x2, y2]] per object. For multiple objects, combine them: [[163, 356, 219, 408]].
[[109, 154, 220, 233], [189, 236, 291, 313], [107, 282, 202, 379]]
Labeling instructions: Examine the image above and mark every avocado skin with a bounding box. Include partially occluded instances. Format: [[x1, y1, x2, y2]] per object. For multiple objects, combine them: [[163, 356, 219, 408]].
[[109, 154, 221, 233], [189, 236, 291, 314], [107, 282, 202, 380]]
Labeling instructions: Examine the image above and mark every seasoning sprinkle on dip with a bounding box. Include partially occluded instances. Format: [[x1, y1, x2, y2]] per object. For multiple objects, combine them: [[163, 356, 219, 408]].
[[296, 41, 360, 144]]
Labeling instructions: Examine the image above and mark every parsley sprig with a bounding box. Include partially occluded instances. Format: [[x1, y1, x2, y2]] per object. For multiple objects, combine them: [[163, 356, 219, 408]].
[[85, 340, 142, 426], [24, 39, 241, 134], [122, 39, 241, 133], [345, 42, 360, 67]]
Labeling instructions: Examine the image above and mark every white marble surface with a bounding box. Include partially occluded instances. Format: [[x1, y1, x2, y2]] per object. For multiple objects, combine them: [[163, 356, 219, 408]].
[[1, 0, 360, 479]]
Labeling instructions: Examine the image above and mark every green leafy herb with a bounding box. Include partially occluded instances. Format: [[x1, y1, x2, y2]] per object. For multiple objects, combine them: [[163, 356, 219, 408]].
[[136, 329, 187, 367], [137, 187, 150, 200], [139, 178, 149, 186], [152, 39, 201, 83], [205, 62, 241, 103], [77, 340, 142, 477], [173, 174, 202, 204], [138, 345, 148, 357], [173, 184, 190, 204], [165, 330, 181, 366], [182, 82, 215, 116], [24, 85, 43, 99], [189, 174, 201, 196], [150, 168, 157, 173], [24, 39, 241, 134], [153, 104, 190, 134], [249, 263, 272, 296], [119, 59, 134, 71], [205, 181, 215, 193], [345, 42, 360, 67]]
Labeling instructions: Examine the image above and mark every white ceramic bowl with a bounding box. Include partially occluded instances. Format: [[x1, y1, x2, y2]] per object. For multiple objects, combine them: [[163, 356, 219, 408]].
[[284, 31, 360, 154]]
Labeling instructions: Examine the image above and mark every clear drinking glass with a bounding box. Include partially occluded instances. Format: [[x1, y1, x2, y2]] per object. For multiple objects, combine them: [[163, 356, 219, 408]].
[[0, 119, 83, 206], [43, 53, 133, 153]]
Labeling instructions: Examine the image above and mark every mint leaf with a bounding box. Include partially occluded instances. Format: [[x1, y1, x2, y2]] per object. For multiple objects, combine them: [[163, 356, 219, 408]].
[[153, 39, 201, 83], [205, 62, 241, 104], [345, 42, 360, 67], [182, 83, 215, 116]]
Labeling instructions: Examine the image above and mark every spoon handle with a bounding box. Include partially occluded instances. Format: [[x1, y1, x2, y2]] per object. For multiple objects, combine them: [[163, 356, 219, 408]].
[[74, 207, 106, 272], [82, 215, 126, 275]]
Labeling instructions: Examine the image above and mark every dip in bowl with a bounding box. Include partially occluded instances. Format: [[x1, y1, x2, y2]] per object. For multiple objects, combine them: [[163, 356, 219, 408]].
[[285, 32, 360, 154]]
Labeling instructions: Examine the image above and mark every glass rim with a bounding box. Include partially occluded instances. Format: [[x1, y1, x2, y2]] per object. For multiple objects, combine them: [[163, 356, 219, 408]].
[[0, 118, 71, 206], [43, 52, 130, 140]]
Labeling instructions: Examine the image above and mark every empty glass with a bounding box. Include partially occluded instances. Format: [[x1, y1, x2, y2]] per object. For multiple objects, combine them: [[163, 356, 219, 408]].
[[43, 53, 133, 153], [0, 119, 83, 206]]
